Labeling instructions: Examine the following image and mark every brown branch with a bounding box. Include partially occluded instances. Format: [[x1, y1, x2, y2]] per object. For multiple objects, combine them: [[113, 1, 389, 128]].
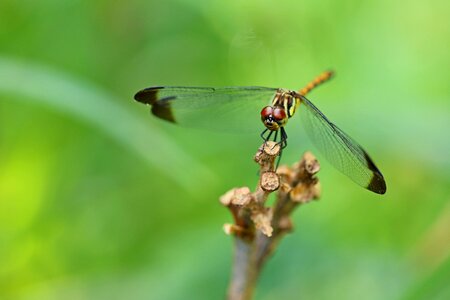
[[220, 142, 321, 300]]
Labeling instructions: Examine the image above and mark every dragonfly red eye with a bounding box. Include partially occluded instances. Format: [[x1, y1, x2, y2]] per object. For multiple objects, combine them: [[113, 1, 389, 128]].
[[261, 106, 273, 119], [273, 107, 287, 121]]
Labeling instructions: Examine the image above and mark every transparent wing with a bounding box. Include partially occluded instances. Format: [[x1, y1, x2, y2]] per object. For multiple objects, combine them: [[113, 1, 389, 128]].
[[299, 96, 386, 194], [134, 86, 277, 133]]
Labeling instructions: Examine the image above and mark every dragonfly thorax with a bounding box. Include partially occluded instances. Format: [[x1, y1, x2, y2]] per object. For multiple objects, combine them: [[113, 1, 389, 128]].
[[261, 89, 299, 131]]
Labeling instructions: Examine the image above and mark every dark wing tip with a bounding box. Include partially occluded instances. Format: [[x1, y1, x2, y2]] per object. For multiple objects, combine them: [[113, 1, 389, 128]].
[[363, 151, 387, 194], [134, 87, 164, 105], [151, 100, 176, 123], [134, 87, 176, 123], [368, 171, 387, 194]]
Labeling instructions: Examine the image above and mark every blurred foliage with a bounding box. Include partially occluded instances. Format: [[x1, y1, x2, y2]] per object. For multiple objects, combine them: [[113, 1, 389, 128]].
[[0, 0, 449, 299]]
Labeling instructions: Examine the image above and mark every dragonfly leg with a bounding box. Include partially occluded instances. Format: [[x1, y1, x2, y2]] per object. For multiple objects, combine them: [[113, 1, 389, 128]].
[[260, 128, 284, 169], [260, 129, 275, 149], [274, 128, 288, 169], [274, 127, 288, 149], [260, 128, 274, 143], [280, 127, 288, 149], [270, 129, 283, 151], [260, 128, 269, 141], [266, 130, 273, 142]]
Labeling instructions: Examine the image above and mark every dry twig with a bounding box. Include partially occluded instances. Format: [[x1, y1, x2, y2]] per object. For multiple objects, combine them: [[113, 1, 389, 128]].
[[221, 142, 321, 300]]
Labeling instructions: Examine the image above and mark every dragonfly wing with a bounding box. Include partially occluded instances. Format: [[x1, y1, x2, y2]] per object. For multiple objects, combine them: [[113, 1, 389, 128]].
[[134, 86, 278, 133], [298, 96, 386, 194]]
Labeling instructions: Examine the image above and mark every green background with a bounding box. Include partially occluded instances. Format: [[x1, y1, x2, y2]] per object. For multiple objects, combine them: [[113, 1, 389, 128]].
[[1, 0, 449, 299]]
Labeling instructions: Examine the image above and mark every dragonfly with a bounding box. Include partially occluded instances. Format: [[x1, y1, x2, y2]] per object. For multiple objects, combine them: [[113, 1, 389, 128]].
[[134, 71, 387, 194]]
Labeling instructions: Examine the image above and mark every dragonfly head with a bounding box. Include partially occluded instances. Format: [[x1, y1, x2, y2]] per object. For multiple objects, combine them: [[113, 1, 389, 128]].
[[261, 106, 287, 131]]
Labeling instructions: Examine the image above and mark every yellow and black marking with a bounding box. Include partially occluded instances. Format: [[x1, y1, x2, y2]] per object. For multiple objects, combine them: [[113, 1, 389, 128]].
[[271, 89, 298, 119], [265, 70, 335, 127]]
